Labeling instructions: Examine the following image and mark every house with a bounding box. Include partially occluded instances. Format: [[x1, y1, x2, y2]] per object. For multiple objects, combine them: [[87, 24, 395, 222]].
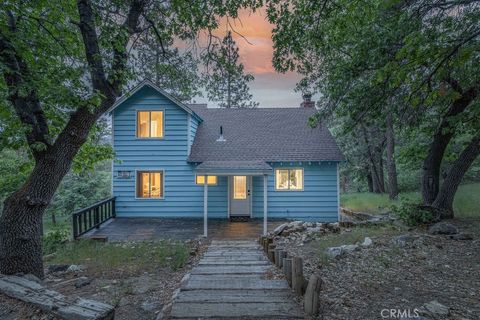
[[109, 80, 344, 236]]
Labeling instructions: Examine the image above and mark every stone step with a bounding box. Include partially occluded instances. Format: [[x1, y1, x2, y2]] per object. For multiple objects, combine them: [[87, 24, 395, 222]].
[[198, 260, 270, 266], [182, 278, 290, 290], [191, 266, 269, 275], [202, 255, 267, 261], [204, 253, 264, 257], [174, 289, 294, 303], [170, 302, 303, 319]]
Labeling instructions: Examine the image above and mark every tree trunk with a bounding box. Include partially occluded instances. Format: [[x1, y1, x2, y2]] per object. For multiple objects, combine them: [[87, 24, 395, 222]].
[[366, 170, 373, 192], [0, 110, 99, 278], [385, 111, 399, 199], [432, 135, 480, 218], [422, 86, 477, 204]]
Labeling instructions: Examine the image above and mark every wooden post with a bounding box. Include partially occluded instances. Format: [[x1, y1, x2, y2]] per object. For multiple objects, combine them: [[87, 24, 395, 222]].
[[203, 183, 208, 237], [283, 258, 292, 286], [304, 274, 322, 315], [274, 248, 283, 267], [278, 250, 287, 268], [263, 174, 268, 235], [268, 244, 276, 263], [292, 256, 304, 295]]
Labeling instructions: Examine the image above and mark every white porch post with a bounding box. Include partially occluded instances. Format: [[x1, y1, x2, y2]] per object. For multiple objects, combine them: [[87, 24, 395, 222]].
[[204, 182, 208, 237], [263, 174, 268, 235]]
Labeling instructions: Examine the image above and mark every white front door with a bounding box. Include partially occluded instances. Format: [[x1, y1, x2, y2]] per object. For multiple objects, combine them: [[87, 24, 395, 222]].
[[229, 176, 251, 217]]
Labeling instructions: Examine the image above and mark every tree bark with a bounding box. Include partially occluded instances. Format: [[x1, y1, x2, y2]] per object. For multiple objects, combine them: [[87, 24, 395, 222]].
[[0, 0, 144, 278], [385, 111, 399, 199], [366, 170, 373, 192], [432, 135, 480, 218], [422, 85, 477, 204]]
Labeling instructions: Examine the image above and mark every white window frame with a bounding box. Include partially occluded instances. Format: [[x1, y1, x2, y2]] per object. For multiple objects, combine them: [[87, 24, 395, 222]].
[[274, 168, 304, 191], [136, 110, 165, 139], [135, 169, 165, 199]]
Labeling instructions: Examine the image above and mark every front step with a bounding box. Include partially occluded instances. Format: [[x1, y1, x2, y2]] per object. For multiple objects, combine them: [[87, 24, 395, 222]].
[[229, 216, 250, 222]]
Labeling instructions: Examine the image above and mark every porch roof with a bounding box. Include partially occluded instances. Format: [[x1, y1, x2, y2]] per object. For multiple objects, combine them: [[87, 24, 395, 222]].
[[195, 161, 273, 176]]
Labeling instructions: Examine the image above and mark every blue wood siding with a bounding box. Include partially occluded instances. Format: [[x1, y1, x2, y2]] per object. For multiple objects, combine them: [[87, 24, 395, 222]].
[[252, 162, 339, 221], [113, 87, 202, 217], [112, 86, 338, 220]]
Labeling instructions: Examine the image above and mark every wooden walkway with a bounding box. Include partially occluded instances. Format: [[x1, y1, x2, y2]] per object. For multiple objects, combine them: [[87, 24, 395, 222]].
[[170, 240, 303, 319]]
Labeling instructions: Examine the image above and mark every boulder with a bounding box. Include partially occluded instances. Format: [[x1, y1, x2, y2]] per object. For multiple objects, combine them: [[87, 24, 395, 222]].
[[326, 247, 343, 259], [74, 277, 91, 289], [273, 223, 289, 235], [67, 265, 84, 272], [428, 222, 458, 235], [361, 237, 373, 247]]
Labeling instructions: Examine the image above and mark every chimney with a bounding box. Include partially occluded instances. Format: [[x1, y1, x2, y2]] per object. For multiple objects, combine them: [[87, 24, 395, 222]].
[[216, 125, 226, 142], [301, 93, 315, 108]]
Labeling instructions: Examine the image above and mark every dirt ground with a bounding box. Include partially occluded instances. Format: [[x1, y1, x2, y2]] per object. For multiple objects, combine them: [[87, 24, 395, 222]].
[[284, 219, 480, 320], [0, 239, 208, 320]]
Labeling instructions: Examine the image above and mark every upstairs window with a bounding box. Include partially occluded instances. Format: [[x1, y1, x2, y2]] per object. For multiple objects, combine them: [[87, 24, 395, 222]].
[[137, 171, 164, 198], [137, 111, 164, 138], [196, 175, 217, 185], [275, 168, 304, 191]]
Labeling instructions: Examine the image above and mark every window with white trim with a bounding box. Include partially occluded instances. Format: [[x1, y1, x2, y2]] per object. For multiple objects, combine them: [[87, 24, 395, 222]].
[[275, 168, 304, 191], [137, 171, 164, 198], [195, 175, 217, 185], [137, 111, 164, 138]]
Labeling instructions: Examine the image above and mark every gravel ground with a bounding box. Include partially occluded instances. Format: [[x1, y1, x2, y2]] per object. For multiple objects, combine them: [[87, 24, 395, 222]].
[[281, 219, 480, 320]]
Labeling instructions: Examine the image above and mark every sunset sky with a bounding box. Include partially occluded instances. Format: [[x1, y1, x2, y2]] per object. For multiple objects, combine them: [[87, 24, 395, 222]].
[[195, 9, 304, 108]]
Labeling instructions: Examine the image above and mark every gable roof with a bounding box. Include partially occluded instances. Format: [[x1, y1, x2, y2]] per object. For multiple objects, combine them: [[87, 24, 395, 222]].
[[107, 79, 202, 121], [188, 106, 344, 163]]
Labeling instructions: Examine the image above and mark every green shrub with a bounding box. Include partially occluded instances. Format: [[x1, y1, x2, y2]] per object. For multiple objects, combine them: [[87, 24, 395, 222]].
[[391, 201, 435, 226], [43, 229, 71, 255]]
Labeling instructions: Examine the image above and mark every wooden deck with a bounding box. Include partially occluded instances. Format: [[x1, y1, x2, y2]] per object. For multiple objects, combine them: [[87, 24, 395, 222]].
[[85, 218, 289, 241], [169, 240, 304, 319]]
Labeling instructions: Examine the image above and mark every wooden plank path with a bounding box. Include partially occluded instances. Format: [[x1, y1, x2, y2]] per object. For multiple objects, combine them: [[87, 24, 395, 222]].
[[170, 240, 303, 319]]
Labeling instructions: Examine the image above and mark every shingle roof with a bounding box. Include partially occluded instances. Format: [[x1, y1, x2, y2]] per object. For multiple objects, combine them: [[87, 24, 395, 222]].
[[188, 107, 344, 162]]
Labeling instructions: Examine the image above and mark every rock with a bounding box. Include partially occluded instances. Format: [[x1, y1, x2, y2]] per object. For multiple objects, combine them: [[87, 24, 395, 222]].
[[428, 222, 458, 235], [361, 237, 373, 247], [273, 223, 288, 235], [418, 300, 449, 316], [22, 274, 42, 284], [47, 264, 70, 273], [449, 233, 473, 240], [67, 265, 84, 272], [326, 247, 343, 258], [74, 277, 91, 289]]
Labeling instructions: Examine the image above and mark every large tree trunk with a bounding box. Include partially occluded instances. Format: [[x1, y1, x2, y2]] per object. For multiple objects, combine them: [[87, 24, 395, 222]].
[[366, 170, 373, 192], [432, 135, 480, 218], [0, 109, 100, 278], [385, 111, 399, 199], [422, 85, 477, 204]]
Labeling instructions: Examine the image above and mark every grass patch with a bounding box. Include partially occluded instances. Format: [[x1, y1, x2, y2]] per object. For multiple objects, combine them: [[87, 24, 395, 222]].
[[47, 239, 189, 273], [310, 224, 406, 263], [341, 182, 479, 219]]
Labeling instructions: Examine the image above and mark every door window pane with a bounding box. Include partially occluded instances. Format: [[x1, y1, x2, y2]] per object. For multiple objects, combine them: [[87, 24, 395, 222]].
[[275, 169, 289, 190], [234, 176, 247, 199], [150, 111, 164, 138], [137, 111, 150, 137]]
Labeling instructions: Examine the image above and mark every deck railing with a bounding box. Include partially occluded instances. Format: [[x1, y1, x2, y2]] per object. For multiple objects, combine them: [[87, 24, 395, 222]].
[[72, 197, 116, 239]]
